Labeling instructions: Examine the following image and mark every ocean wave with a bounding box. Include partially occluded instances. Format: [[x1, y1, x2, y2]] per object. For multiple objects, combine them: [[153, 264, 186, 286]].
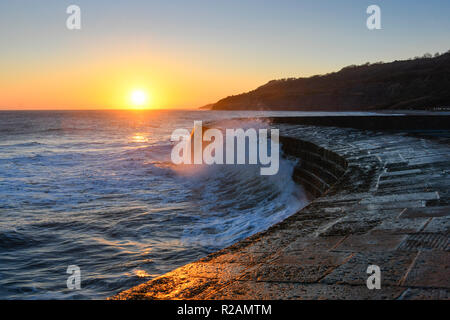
[[0, 141, 43, 148], [177, 150, 308, 249], [0, 229, 55, 249]]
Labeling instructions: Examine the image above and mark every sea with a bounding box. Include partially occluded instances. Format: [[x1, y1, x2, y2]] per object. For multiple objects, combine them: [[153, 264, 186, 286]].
[[0, 110, 319, 299]]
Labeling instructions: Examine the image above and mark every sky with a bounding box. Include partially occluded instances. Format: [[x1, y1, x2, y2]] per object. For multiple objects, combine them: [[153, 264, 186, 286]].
[[0, 0, 449, 110]]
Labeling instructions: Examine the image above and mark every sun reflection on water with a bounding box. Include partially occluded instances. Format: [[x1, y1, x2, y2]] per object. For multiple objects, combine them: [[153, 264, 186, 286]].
[[131, 134, 147, 143]]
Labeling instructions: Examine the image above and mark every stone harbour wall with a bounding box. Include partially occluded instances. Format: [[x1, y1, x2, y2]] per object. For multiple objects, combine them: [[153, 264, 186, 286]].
[[110, 116, 449, 300], [280, 136, 348, 198]]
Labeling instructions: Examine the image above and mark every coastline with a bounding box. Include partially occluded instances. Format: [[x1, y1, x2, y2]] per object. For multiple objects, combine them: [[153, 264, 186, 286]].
[[110, 115, 450, 300]]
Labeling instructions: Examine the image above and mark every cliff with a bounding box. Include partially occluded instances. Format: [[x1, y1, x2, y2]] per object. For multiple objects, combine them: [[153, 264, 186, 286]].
[[207, 52, 450, 111]]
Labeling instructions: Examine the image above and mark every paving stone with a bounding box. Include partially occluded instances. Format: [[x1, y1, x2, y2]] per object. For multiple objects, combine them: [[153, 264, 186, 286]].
[[424, 217, 450, 233], [380, 169, 422, 178], [398, 233, 449, 251], [199, 251, 276, 266], [239, 232, 300, 254], [239, 251, 353, 283], [375, 184, 434, 196], [360, 192, 439, 204], [377, 175, 443, 187], [333, 233, 406, 252], [402, 251, 450, 288], [409, 157, 450, 166], [208, 281, 404, 300], [314, 193, 371, 203], [384, 161, 409, 170], [321, 251, 417, 286], [110, 273, 229, 300], [398, 288, 450, 300], [365, 200, 427, 210], [282, 235, 346, 252], [371, 218, 429, 234], [319, 219, 381, 236], [400, 206, 450, 218], [175, 262, 248, 281]]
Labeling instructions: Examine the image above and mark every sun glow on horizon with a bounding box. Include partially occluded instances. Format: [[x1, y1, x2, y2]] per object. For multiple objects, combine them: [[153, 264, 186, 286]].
[[130, 89, 150, 109]]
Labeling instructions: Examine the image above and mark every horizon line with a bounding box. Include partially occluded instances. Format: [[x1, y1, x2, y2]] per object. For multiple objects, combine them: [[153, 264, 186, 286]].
[[0, 108, 202, 111]]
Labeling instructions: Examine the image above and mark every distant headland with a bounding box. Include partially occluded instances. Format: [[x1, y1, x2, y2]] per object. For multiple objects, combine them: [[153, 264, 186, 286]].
[[202, 51, 450, 111]]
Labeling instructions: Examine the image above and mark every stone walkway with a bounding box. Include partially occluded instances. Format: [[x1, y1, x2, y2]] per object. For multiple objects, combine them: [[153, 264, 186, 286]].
[[111, 121, 449, 300]]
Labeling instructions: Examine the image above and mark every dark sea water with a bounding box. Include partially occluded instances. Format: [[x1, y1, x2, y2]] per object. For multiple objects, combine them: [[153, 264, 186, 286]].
[[0, 110, 309, 299]]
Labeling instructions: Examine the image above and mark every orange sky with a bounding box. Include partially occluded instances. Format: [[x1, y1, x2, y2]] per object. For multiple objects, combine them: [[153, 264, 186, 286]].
[[1, 1, 449, 110], [0, 46, 267, 110]]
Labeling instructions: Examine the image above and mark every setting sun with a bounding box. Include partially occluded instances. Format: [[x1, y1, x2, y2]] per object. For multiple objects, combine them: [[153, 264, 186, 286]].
[[130, 90, 149, 108]]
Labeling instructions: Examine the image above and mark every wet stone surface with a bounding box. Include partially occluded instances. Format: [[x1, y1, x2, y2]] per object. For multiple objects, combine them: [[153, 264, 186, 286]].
[[110, 120, 450, 300]]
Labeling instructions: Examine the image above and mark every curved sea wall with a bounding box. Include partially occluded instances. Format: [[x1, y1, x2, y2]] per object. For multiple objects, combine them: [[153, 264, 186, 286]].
[[280, 136, 348, 198], [111, 115, 449, 300]]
